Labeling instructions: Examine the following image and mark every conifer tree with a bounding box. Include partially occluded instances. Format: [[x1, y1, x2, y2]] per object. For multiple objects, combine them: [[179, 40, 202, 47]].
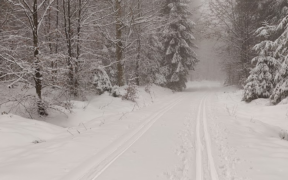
[[269, 16, 288, 104], [243, 41, 278, 102], [243, 0, 288, 104], [160, 0, 198, 91]]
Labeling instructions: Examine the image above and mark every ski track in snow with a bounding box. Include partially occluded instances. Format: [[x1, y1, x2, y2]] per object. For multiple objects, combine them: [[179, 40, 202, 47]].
[[195, 98, 204, 180], [62, 93, 221, 180], [61, 95, 183, 180], [203, 98, 220, 180], [195, 96, 220, 180]]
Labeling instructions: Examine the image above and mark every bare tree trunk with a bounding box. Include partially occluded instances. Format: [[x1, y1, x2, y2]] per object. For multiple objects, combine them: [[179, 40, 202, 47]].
[[32, 0, 47, 116], [76, 0, 81, 61], [63, 0, 77, 96], [46, 3, 56, 86], [52, 0, 59, 85], [115, 0, 124, 86], [135, 0, 141, 86], [55, 0, 59, 54], [74, 0, 81, 91]]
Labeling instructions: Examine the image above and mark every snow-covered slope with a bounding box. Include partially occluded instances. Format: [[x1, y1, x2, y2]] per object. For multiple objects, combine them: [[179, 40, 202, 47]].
[[0, 114, 63, 148]]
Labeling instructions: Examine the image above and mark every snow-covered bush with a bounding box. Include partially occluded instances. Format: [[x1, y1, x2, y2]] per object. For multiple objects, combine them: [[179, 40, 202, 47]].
[[122, 83, 138, 102], [111, 85, 121, 97], [92, 68, 112, 95], [0, 92, 49, 118]]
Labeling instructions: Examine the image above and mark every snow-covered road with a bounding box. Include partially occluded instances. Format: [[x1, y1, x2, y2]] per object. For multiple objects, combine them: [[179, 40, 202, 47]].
[[61, 87, 224, 180], [196, 97, 220, 180], [61, 85, 288, 180], [1, 82, 288, 180]]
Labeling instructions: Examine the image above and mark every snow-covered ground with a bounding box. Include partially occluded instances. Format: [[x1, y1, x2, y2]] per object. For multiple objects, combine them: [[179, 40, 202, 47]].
[[213, 86, 288, 180], [1, 81, 288, 180]]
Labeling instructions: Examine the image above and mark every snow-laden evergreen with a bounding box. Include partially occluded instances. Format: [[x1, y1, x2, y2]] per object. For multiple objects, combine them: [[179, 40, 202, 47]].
[[249, 14, 288, 104], [269, 16, 288, 104], [243, 41, 278, 102], [243, 0, 288, 104], [270, 57, 288, 104], [159, 0, 198, 91]]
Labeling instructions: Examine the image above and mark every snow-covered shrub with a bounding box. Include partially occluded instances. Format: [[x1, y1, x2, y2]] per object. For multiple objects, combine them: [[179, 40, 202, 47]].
[[36, 100, 49, 116], [154, 73, 167, 86], [92, 68, 112, 95], [1, 111, 8, 115], [145, 83, 155, 102], [1, 94, 49, 118], [145, 83, 152, 94], [111, 85, 121, 97], [122, 83, 138, 102]]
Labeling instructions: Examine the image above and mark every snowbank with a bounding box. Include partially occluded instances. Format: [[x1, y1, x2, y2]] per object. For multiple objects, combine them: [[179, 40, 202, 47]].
[[217, 89, 288, 131], [0, 114, 63, 148], [44, 84, 173, 128], [212, 88, 288, 180]]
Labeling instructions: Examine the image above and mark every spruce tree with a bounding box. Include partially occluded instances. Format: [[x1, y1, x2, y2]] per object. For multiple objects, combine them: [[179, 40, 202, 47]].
[[160, 0, 198, 91], [243, 41, 278, 102], [243, 0, 288, 104]]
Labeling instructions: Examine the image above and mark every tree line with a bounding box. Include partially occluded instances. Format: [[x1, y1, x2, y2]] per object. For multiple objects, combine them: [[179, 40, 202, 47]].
[[0, 0, 198, 116], [208, 0, 288, 104]]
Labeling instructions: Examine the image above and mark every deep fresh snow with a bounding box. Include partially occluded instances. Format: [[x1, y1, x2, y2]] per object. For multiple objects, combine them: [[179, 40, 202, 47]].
[[1, 81, 288, 180]]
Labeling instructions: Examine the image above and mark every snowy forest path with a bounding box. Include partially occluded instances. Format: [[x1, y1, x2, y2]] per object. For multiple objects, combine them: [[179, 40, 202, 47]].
[[195, 96, 220, 180], [60, 94, 184, 180], [61, 88, 222, 180]]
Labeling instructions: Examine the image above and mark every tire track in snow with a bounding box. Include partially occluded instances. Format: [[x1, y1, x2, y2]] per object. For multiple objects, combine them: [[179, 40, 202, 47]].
[[61, 95, 183, 180], [195, 97, 219, 180]]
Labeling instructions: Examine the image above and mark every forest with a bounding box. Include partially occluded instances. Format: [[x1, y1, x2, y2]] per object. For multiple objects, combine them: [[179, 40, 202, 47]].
[[1, 0, 288, 117], [208, 0, 288, 104], [0, 0, 198, 116], [1, 1, 288, 180]]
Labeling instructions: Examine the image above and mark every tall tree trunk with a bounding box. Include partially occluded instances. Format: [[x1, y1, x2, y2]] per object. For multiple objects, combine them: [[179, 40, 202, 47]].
[[47, 3, 56, 86], [55, 0, 59, 54], [33, 0, 47, 116], [74, 0, 81, 91], [115, 0, 124, 86], [135, 0, 141, 86], [52, 0, 59, 86], [76, 0, 81, 61], [63, 0, 77, 96]]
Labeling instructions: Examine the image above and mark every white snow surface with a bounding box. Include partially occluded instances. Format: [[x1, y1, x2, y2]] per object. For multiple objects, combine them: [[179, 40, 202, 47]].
[[1, 81, 288, 180]]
